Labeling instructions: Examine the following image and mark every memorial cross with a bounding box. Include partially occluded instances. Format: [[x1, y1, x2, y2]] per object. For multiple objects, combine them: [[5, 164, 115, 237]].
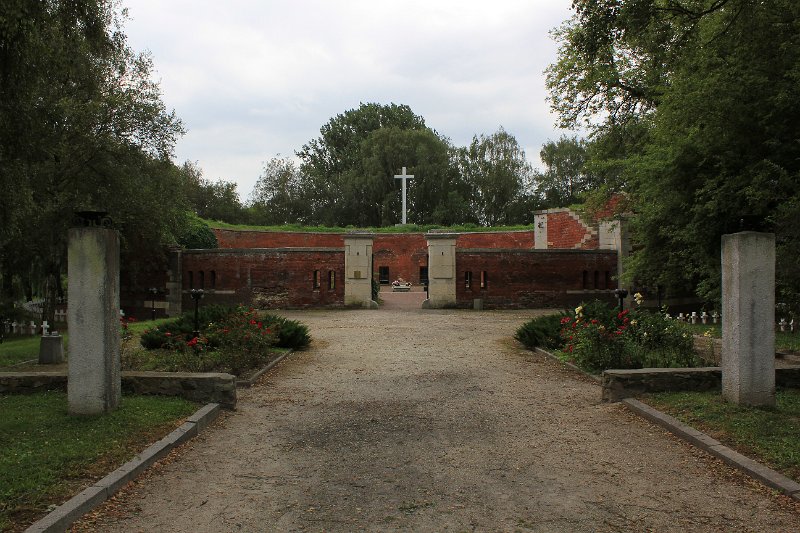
[[41, 321, 49, 336], [393, 166, 415, 225]]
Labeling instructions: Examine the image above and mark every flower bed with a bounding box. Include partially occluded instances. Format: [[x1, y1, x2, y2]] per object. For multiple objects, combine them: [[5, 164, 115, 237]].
[[124, 306, 309, 376]]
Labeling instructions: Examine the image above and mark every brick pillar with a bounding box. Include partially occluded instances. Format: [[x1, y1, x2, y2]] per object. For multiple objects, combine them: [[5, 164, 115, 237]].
[[424, 233, 457, 308], [721, 232, 775, 406], [67, 226, 121, 415], [344, 234, 377, 308]]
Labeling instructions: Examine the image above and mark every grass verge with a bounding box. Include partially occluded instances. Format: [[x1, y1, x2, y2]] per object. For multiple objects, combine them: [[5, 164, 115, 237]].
[[0, 391, 197, 531], [644, 389, 800, 481], [685, 323, 800, 352], [0, 336, 68, 368]]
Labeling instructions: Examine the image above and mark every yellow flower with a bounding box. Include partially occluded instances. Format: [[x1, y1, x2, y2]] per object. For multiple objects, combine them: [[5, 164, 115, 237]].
[[630, 319, 638, 326], [575, 305, 584, 317]]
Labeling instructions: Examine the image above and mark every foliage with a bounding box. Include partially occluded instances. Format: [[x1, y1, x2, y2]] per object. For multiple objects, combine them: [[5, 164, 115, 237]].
[[137, 306, 309, 374], [534, 135, 594, 208], [0, 391, 196, 531], [547, 0, 800, 310], [559, 300, 698, 372], [180, 161, 247, 224], [0, 1, 189, 323], [514, 313, 568, 350], [372, 278, 380, 302], [176, 213, 218, 249], [646, 389, 800, 481], [249, 157, 311, 226]]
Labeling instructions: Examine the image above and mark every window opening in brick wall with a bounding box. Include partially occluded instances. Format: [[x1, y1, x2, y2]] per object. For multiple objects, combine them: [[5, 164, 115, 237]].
[[480, 271, 488, 289], [582, 270, 588, 289], [199, 271, 205, 289], [329, 270, 336, 290], [188, 271, 194, 289], [313, 270, 321, 289], [210, 270, 216, 289], [379, 266, 389, 284], [594, 270, 599, 289], [605, 271, 611, 289], [465, 271, 472, 289]]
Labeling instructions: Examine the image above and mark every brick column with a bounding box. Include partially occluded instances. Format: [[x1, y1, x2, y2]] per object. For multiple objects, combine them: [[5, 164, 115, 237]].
[[344, 234, 377, 308], [424, 233, 457, 308]]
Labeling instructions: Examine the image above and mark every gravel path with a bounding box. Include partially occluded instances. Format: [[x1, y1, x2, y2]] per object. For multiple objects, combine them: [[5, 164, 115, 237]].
[[80, 305, 800, 532]]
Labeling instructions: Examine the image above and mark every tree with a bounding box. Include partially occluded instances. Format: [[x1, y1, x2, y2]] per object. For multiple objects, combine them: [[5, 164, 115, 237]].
[[548, 0, 800, 307], [180, 162, 246, 224], [249, 157, 310, 225], [0, 1, 187, 321], [535, 135, 593, 208], [456, 127, 533, 226]]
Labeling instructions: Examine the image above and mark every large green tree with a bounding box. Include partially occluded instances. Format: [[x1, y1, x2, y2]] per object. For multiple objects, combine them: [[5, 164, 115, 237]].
[[0, 1, 187, 321], [548, 0, 800, 308]]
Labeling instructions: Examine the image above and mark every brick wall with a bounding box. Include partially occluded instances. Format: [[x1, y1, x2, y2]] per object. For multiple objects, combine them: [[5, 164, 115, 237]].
[[373, 234, 428, 284], [455, 249, 618, 309], [181, 248, 344, 309], [120, 257, 172, 320], [545, 211, 598, 249], [213, 229, 344, 249]]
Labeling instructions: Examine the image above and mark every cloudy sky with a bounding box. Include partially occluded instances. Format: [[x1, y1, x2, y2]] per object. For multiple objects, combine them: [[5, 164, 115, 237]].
[[123, 0, 577, 200]]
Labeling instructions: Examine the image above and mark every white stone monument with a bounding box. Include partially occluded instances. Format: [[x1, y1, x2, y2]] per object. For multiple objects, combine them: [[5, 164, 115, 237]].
[[68, 223, 121, 415], [394, 166, 414, 225], [343, 233, 378, 308], [423, 233, 457, 308], [721, 231, 775, 406]]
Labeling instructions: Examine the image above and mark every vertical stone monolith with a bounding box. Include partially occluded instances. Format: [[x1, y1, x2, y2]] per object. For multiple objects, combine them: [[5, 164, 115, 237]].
[[721, 231, 775, 406], [344, 233, 377, 308], [68, 226, 121, 415], [423, 233, 457, 308]]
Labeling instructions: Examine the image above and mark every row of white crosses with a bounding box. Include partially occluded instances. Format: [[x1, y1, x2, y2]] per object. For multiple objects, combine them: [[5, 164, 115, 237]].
[[665, 311, 796, 332]]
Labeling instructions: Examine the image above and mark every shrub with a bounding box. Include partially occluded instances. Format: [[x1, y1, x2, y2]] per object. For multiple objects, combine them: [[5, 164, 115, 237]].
[[515, 313, 567, 349], [261, 314, 311, 349], [559, 300, 700, 372]]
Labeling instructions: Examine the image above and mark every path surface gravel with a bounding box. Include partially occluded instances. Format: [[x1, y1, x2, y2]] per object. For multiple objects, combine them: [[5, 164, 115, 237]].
[[77, 301, 800, 532]]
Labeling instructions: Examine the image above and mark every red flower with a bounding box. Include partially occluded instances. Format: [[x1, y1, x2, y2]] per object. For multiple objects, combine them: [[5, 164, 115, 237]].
[[165, 332, 172, 337], [257, 322, 262, 328], [187, 337, 198, 347], [617, 310, 629, 319], [249, 319, 257, 325], [265, 328, 272, 334], [560, 317, 571, 324], [590, 319, 598, 325]]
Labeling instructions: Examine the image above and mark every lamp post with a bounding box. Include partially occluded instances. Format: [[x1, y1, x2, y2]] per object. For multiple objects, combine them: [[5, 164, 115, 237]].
[[190, 289, 204, 339], [614, 288, 628, 311], [148, 287, 158, 321]]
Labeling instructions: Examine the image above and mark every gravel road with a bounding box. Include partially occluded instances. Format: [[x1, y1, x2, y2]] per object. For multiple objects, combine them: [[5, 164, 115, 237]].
[[78, 298, 800, 532]]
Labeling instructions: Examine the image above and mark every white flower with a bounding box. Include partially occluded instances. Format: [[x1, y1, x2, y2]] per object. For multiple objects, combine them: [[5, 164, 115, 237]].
[[634, 292, 644, 306]]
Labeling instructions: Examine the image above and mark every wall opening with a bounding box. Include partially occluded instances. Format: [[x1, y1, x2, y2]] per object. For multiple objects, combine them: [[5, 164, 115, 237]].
[[378, 266, 390, 284], [313, 270, 321, 289], [329, 270, 336, 290], [199, 270, 205, 289], [210, 270, 216, 289], [465, 271, 472, 289], [188, 271, 194, 289], [480, 271, 488, 289]]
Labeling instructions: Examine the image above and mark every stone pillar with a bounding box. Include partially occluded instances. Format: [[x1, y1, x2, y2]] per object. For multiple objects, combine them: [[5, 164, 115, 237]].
[[534, 213, 548, 249], [165, 246, 183, 317], [423, 233, 457, 308], [68, 227, 121, 415], [721, 232, 775, 406], [344, 234, 377, 308], [38, 335, 65, 364], [599, 219, 630, 292]]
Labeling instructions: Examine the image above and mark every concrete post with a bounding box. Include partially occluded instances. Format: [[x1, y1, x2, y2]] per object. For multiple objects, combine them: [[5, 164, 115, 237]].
[[68, 227, 121, 415], [423, 233, 457, 308], [534, 213, 548, 249], [344, 234, 377, 308], [721, 232, 775, 406]]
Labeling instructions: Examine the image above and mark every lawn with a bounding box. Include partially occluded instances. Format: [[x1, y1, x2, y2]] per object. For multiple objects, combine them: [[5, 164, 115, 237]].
[[0, 391, 198, 531], [685, 322, 800, 352], [644, 389, 800, 481], [0, 336, 69, 368]]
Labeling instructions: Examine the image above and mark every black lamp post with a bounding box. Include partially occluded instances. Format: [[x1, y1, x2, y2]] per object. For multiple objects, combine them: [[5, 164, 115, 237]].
[[190, 289, 204, 338], [149, 287, 158, 321], [614, 288, 628, 311]]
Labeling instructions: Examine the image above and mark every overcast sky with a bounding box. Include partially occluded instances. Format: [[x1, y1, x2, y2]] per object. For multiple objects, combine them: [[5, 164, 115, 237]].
[[123, 0, 577, 200]]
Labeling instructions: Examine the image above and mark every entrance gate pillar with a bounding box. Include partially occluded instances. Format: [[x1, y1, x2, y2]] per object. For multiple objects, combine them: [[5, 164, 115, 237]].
[[423, 233, 457, 308], [344, 233, 378, 308]]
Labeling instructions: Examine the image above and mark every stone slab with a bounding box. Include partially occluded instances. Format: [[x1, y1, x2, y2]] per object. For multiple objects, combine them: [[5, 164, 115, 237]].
[[24, 485, 106, 533], [623, 398, 800, 497]]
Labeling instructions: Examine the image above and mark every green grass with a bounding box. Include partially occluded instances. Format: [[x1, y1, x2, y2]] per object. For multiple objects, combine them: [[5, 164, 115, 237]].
[[685, 322, 800, 352], [645, 389, 800, 481], [0, 391, 197, 531], [0, 336, 68, 368], [205, 219, 535, 234]]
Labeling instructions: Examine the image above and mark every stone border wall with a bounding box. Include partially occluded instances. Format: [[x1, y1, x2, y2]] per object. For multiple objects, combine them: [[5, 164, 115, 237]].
[[602, 367, 800, 402], [0, 371, 237, 409]]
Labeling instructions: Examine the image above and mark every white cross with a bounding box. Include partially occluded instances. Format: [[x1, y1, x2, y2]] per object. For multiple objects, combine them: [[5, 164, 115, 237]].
[[41, 321, 49, 336], [394, 166, 414, 225]]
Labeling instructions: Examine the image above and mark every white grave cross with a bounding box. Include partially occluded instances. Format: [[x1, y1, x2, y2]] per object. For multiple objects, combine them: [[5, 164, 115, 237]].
[[41, 321, 49, 336], [394, 166, 414, 225]]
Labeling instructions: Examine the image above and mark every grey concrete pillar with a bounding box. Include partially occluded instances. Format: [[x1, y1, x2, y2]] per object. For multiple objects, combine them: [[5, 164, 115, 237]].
[[721, 232, 775, 406], [68, 227, 121, 415], [344, 233, 377, 308], [423, 233, 457, 308], [534, 213, 548, 249]]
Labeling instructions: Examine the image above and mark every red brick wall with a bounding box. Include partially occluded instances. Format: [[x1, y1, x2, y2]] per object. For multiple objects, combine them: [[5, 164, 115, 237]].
[[546, 212, 598, 249], [213, 229, 344, 249], [456, 250, 617, 309], [373, 234, 428, 284], [181, 249, 344, 309], [120, 262, 171, 320], [456, 231, 535, 249]]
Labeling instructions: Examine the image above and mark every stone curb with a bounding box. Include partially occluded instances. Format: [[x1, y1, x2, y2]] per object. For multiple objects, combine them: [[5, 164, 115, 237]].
[[24, 403, 221, 533], [533, 347, 601, 383], [622, 398, 800, 499], [236, 349, 293, 388]]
